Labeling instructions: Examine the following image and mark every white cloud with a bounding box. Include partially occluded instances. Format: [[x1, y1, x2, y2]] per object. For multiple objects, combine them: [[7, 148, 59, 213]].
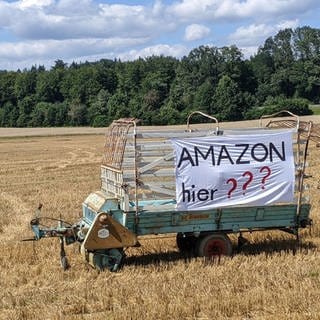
[[184, 24, 210, 41], [240, 46, 260, 59], [229, 19, 300, 47], [0, 37, 149, 59], [0, 0, 319, 70], [277, 19, 299, 30], [0, 2, 16, 26], [2, 1, 174, 40], [168, 0, 318, 21], [118, 44, 189, 61], [228, 24, 275, 46], [99, 4, 145, 18], [0, 39, 188, 70], [228, 18, 301, 57], [17, 0, 53, 9]]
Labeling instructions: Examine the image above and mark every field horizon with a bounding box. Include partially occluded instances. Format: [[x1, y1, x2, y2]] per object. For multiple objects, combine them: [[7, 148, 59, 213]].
[[1, 114, 319, 138]]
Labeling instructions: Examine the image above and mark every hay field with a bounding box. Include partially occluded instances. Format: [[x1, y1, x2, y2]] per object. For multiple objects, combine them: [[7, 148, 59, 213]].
[[1, 119, 320, 320]]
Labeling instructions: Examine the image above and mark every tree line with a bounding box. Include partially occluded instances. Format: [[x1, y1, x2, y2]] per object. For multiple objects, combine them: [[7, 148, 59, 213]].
[[0, 26, 319, 127]]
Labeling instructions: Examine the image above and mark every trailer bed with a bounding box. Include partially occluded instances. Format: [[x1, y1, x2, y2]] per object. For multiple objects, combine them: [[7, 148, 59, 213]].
[[126, 203, 310, 236], [82, 192, 310, 237]]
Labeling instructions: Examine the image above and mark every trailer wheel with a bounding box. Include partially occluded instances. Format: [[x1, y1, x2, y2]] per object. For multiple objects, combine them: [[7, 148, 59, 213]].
[[176, 233, 197, 253], [196, 233, 232, 258]]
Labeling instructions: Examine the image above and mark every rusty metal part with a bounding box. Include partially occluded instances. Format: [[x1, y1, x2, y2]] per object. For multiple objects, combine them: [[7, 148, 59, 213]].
[[83, 212, 137, 250], [260, 109, 320, 143], [186, 111, 219, 133], [101, 117, 141, 229], [102, 118, 139, 169]]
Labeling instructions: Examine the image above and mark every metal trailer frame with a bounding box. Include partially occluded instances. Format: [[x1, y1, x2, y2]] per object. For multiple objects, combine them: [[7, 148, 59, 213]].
[[28, 111, 313, 271]]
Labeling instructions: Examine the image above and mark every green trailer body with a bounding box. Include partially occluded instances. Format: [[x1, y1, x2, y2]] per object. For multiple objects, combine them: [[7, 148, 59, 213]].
[[29, 111, 314, 271], [82, 193, 310, 237]]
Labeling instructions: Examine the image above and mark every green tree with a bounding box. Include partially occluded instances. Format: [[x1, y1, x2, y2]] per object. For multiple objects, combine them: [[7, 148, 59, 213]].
[[0, 102, 17, 126], [293, 26, 320, 61], [14, 70, 37, 100], [36, 69, 64, 103], [87, 89, 110, 125], [68, 99, 88, 125], [60, 64, 102, 105], [0, 71, 17, 106], [158, 103, 182, 125], [95, 59, 118, 94], [16, 95, 37, 127], [213, 75, 244, 121], [193, 79, 215, 114], [92, 115, 108, 127], [30, 102, 49, 126], [106, 92, 129, 121], [55, 102, 69, 126]]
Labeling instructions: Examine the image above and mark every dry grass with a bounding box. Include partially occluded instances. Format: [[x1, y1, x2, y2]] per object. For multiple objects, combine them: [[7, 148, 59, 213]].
[[1, 121, 320, 320]]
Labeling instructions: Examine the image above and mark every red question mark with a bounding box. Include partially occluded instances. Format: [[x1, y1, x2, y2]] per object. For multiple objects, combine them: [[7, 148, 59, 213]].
[[227, 178, 237, 198], [242, 171, 253, 195], [260, 166, 271, 189]]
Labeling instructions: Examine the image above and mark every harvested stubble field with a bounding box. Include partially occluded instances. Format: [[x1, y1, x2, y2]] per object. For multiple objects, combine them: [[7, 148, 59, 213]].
[[1, 117, 320, 320]]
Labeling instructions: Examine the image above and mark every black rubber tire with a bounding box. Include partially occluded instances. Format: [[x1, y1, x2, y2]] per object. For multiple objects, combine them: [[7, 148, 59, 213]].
[[196, 233, 232, 258], [176, 233, 197, 253]]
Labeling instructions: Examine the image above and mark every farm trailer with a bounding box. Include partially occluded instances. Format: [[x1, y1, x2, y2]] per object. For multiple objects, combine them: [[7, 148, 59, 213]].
[[27, 111, 313, 271]]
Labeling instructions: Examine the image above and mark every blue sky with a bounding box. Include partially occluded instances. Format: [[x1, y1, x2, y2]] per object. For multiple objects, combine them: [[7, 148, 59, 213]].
[[0, 0, 319, 70]]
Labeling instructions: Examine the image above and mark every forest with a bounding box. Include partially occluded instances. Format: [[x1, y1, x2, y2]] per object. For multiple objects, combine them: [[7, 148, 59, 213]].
[[0, 26, 319, 127]]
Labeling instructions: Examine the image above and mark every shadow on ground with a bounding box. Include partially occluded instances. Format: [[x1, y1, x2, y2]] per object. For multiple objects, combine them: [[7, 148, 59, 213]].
[[124, 238, 317, 268]]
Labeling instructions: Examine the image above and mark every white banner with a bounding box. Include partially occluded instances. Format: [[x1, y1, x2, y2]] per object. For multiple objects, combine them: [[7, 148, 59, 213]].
[[171, 130, 295, 211]]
